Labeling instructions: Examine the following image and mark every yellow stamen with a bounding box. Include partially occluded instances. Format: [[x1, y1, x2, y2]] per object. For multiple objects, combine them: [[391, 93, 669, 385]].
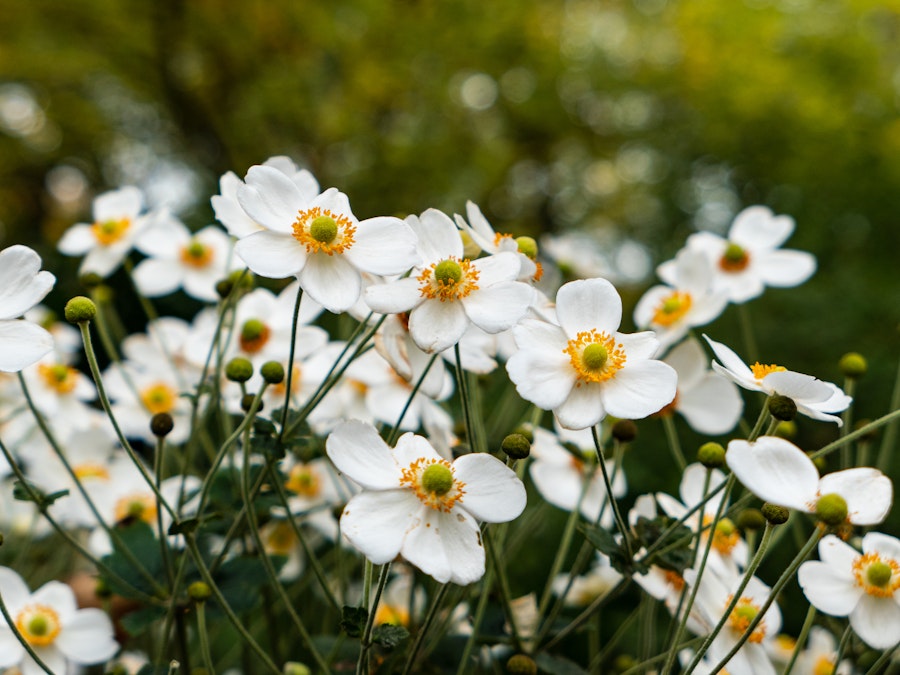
[[74, 462, 110, 481], [399, 458, 465, 513], [813, 655, 836, 675], [726, 596, 766, 643], [91, 217, 131, 246], [239, 319, 271, 354], [15, 604, 61, 647], [265, 521, 297, 556], [140, 382, 177, 415], [563, 330, 627, 385], [652, 291, 693, 327], [750, 362, 786, 380], [719, 242, 750, 272], [38, 363, 78, 394], [285, 464, 322, 498], [374, 603, 411, 627], [114, 493, 158, 524], [291, 206, 356, 255], [180, 239, 214, 268], [417, 257, 480, 302], [852, 552, 900, 598]]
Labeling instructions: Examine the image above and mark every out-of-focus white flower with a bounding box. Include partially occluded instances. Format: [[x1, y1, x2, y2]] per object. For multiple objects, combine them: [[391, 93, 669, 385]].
[[454, 201, 540, 282], [0, 245, 55, 373], [552, 552, 622, 607]]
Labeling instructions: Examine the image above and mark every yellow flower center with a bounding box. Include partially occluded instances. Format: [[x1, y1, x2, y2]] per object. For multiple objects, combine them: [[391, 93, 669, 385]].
[[74, 462, 111, 481], [239, 318, 271, 354], [15, 604, 61, 647], [493, 232, 514, 248], [291, 206, 356, 255], [140, 382, 177, 415], [400, 458, 465, 513], [374, 603, 411, 627], [38, 363, 78, 394], [853, 552, 900, 598], [710, 517, 740, 556], [271, 364, 301, 398], [417, 257, 480, 302], [265, 521, 297, 556], [719, 242, 750, 272], [652, 291, 693, 327], [285, 464, 321, 498], [563, 330, 627, 384], [180, 239, 214, 268], [726, 596, 766, 643], [91, 217, 131, 246], [813, 656, 836, 675], [114, 493, 157, 524], [750, 362, 786, 380]]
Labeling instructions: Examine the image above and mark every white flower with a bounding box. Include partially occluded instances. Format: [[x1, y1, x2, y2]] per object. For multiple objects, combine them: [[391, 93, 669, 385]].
[[662, 337, 743, 435], [0, 245, 55, 373], [705, 335, 851, 425], [506, 278, 677, 430], [326, 420, 526, 584], [364, 209, 534, 354], [57, 186, 155, 277], [726, 436, 893, 526], [454, 201, 540, 282], [634, 248, 728, 352], [552, 553, 622, 607], [0, 566, 119, 674], [798, 533, 900, 649], [233, 165, 419, 312], [659, 205, 816, 303]]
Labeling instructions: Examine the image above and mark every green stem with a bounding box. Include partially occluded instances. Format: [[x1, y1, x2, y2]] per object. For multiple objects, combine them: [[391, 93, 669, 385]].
[[454, 344, 477, 453], [196, 600, 215, 674], [402, 582, 449, 675], [485, 527, 523, 651], [455, 571, 494, 675], [358, 563, 392, 675], [812, 406, 900, 461], [661, 414, 686, 471], [877, 357, 900, 472], [591, 425, 632, 557], [737, 303, 758, 362], [841, 377, 856, 468], [748, 402, 771, 442], [278, 284, 304, 443], [782, 605, 816, 675], [387, 354, 439, 446]]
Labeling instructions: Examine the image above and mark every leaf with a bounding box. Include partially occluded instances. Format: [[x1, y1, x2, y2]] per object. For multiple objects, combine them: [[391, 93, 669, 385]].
[[100, 521, 165, 600], [120, 604, 168, 637], [167, 517, 200, 536], [340, 605, 368, 638], [580, 523, 634, 575], [372, 623, 409, 649], [214, 556, 270, 613], [12, 480, 69, 508], [632, 515, 694, 575]]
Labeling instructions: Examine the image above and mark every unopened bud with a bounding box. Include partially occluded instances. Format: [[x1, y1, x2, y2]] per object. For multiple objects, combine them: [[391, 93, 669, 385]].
[[612, 419, 638, 443], [78, 272, 104, 289], [283, 664, 311, 675], [761, 503, 789, 525], [697, 442, 726, 469], [188, 581, 212, 602], [501, 433, 531, 460], [64, 296, 97, 324], [505, 654, 537, 675], [774, 420, 797, 439], [736, 508, 766, 531], [150, 412, 175, 438], [839, 352, 867, 379], [241, 394, 260, 413], [767, 394, 797, 422], [226, 357, 254, 383], [261, 361, 285, 385]]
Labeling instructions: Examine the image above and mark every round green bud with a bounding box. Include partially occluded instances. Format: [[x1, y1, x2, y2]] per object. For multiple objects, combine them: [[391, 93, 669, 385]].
[[241, 319, 266, 343], [501, 433, 531, 460], [761, 503, 790, 525], [815, 493, 848, 526], [515, 236, 538, 260], [241, 394, 260, 413], [215, 277, 234, 299], [188, 581, 212, 602], [310, 215, 338, 243], [260, 361, 285, 385], [697, 442, 726, 469], [421, 463, 454, 495], [866, 561, 893, 588], [736, 508, 766, 531], [612, 419, 638, 443], [582, 343, 608, 371], [283, 663, 312, 675], [767, 394, 797, 422], [434, 259, 463, 286], [225, 357, 254, 383], [774, 420, 797, 439], [505, 654, 537, 675], [839, 352, 867, 378], [511, 425, 534, 444], [150, 412, 175, 438], [78, 272, 104, 289], [612, 655, 638, 673], [64, 296, 97, 324], [91, 285, 113, 304]]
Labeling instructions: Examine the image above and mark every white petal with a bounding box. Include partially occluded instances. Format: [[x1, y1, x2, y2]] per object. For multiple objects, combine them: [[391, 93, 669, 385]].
[[704, 335, 756, 383], [0, 567, 31, 610], [299, 253, 361, 313], [506, 348, 576, 411], [134, 214, 189, 257], [556, 383, 605, 430], [345, 216, 420, 275], [24, 648, 66, 675], [0, 321, 54, 372], [850, 594, 900, 649], [0, 629, 24, 667], [0, 246, 55, 319], [411, 209, 462, 262], [862, 532, 900, 561], [664, 337, 707, 390], [365, 277, 423, 315], [57, 224, 97, 255], [817, 468, 893, 526], [530, 461, 584, 512], [402, 508, 485, 585], [633, 285, 671, 329], [680, 463, 726, 513], [56, 609, 119, 663], [556, 278, 622, 337], [470, 251, 520, 287], [408, 300, 469, 354], [453, 454, 526, 523], [463, 282, 532, 334], [237, 165, 306, 233], [512, 318, 567, 353], [757, 250, 816, 287], [797, 560, 862, 616], [80, 244, 130, 278], [677, 373, 743, 435], [235, 230, 307, 279], [31, 581, 77, 622], [341, 490, 421, 564], [762, 371, 833, 403], [616, 331, 660, 361], [725, 436, 819, 510], [93, 186, 143, 222], [599, 360, 678, 420], [729, 206, 794, 250], [325, 420, 400, 489], [392, 432, 444, 466], [132, 258, 183, 297]]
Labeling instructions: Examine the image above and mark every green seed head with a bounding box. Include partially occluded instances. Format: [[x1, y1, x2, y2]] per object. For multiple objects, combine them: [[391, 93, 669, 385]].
[[736, 508, 766, 531], [260, 361, 285, 385], [184, 240, 207, 258], [434, 259, 463, 286], [27, 615, 49, 636], [815, 493, 848, 526], [761, 503, 790, 525], [697, 442, 726, 468], [515, 236, 538, 260], [501, 433, 531, 460], [581, 343, 608, 371], [421, 463, 454, 496], [839, 352, 867, 378], [241, 319, 265, 342], [767, 394, 797, 422], [505, 654, 538, 675], [716, 518, 736, 537], [225, 357, 254, 383], [188, 581, 212, 601], [309, 215, 338, 243], [64, 296, 97, 324], [866, 561, 893, 588]]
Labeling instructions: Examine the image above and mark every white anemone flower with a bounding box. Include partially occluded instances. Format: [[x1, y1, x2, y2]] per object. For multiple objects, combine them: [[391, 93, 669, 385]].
[[705, 335, 851, 425], [364, 209, 534, 354], [658, 205, 816, 304], [0, 245, 55, 373], [57, 186, 156, 277], [506, 278, 677, 430], [326, 420, 526, 585], [233, 165, 419, 312], [634, 248, 728, 352], [454, 201, 540, 282], [726, 436, 893, 527], [798, 533, 900, 650], [0, 566, 119, 674]]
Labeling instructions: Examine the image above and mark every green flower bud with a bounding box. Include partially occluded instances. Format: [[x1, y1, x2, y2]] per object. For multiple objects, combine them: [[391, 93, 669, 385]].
[[310, 215, 338, 243], [241, 394, 260, 413], [505, 654, 537, 675], [767, 394, 797, 422], [421, 463, 454, 495], [225, 357, 254, 383], [613, 655, 638, 673], [815, 493, 848, 526], [515, 236, 538, 260], [188, 581, 212, 602], [64, 296, 97, 324], [697, 442, 726, 468], [612, 419, 638, 443], [761, 503, 790, 525], [283, 663, 312, 675], [774, 420, 797, 439], [501, 433, 531, 460], [866, 561, 893, 588], [511, 425, 534, 443], [839, 352, 867, 378], [150, 412, 174, 438], [736, 508, 766, 531], [215, 277, 234, 299], [261, 361, 285, 385]]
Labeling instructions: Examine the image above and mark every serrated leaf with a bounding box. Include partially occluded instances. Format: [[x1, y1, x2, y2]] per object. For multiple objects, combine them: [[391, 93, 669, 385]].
[[341, 605, 368, 638], [372, 623, 409, 649], [633, 515, 694, 575], [580, 523, 632, 575]]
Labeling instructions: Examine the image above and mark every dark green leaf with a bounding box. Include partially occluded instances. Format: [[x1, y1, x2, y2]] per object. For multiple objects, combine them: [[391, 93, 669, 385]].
[[372, 623, 409, 648], [120, 604, 168, 637], [341, 605, 368, 638]]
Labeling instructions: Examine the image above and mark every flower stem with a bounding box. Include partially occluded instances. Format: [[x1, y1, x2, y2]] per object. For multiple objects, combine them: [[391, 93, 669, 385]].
[[195, 599, 215, 674], [661, 414, 686, 471], [591, 425, 632, 558], [812, 406, 900, 461], [278, 284, 303, 444], [387, 353, 438, 446], [402, 582, 449, 675], [358, 563, 392, 675], [782, 604, 816, 675]]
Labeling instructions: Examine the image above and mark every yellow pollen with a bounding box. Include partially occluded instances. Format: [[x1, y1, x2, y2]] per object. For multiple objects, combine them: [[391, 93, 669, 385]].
[[663, 569, 685, 592], [114, 493, 158, 524], [285, 464, 322, 498], [493, 232, 514, 248], [563, 330, 627, 384], [712, 518, 741, 556], [347, 379, 368, 396], [852, 553, 900, 598], [140, 382, 177, 415], [74, 462, 111, 481], [726, 596, 766, 643], [750, 362, 787, 380], [813, 656, 836, 675], [417, 257, 480, 302], [15, 604, 61, 647], [91, 217, 131, 246], [265, 521, 297, 556], [180, 239, 214, 268], [532, 260, 544, 282], [652, 291, 693, 327], [291, 206, 356, 255], [38, 363, 78, 394], [374, 603, 411, 627], [400, 458, 465, 512]]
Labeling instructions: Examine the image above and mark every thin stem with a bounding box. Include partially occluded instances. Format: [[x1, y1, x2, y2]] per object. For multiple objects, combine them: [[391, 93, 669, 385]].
[[876, 356, 900, 473], [841, 377, 857, 468], [357, 563, 392, 675], [485, 527, 523, 652], [591, 425, 631, 557], [865, 638, 900, 674], [278, 284, 304, 443], [454, 344, 476, 452], [455, 571, 494, 675], [195, 600, 215, 674], [737, 303, 758, 362], [661, 414, 686, 470], [812, 407, 900, 461], [402, 582, 449, 675], [782, 605, 816, 675], [386, 354, 439, 446], [747, 402, 771, 442]]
